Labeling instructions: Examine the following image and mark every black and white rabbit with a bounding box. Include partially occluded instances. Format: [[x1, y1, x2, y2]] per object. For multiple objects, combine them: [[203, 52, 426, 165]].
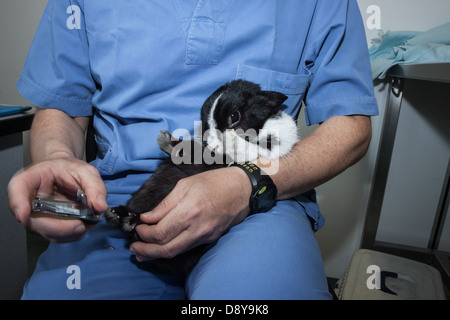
[[105, 80, 299, 276]]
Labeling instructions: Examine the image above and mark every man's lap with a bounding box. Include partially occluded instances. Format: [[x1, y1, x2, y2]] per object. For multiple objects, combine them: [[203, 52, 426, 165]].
[[186, 200, 331, 299], [22, 222, 185, 300], [22, 200, 330, 300]]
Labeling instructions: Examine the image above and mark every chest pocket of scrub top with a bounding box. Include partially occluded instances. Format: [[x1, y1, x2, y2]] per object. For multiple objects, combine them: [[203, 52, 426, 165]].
[[236, 65, 311, 116], [173, 0, 238, 65]]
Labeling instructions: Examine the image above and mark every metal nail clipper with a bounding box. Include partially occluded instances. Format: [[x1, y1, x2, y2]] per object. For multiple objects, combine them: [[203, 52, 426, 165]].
[[31, 189, 102, 224]]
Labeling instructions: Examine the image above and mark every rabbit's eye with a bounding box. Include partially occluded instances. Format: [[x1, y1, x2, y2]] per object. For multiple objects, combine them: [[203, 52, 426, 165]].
[[228, 111, 241, 126]]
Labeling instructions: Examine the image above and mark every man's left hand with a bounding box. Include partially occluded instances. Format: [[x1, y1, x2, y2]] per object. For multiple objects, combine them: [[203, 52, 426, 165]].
[[130, 167, 251, 261]]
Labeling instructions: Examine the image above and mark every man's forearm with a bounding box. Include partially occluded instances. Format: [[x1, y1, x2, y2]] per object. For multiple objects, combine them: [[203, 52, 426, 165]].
[[132, 115, 373, 260], [30, 108, 89, 162], [257, 115, 372, 200]]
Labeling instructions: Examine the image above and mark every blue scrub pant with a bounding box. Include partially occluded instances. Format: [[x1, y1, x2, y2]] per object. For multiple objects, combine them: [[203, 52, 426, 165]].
[[22, 200, 331, 300]]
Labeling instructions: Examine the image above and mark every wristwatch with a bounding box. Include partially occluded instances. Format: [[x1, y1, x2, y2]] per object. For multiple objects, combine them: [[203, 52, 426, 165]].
[[230, 162, 278, 214]]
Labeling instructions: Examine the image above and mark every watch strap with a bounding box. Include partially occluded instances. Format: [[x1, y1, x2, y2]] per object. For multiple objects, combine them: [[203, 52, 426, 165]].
[[230, 162, 277, 214], [230, 162, 261, 193]]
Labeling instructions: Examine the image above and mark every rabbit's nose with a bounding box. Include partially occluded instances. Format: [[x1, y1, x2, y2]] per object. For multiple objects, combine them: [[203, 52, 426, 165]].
[[207, 136, 219, 150], [211, 144, 220, 151]]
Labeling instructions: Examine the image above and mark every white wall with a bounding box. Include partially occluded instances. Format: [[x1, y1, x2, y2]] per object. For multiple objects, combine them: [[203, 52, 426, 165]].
[[0, 0, 47, 299], [310, 0, 450, 279], [0, 0, 47, 165], [0, 0, 46, 104]]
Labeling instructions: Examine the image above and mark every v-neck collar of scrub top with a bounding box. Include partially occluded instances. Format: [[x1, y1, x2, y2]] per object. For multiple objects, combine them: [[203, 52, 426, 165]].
[[172, 0, 238, 65]]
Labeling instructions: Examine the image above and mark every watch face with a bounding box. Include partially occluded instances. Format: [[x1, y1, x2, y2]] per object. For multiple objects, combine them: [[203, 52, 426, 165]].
[[253, 183, 277, 213]]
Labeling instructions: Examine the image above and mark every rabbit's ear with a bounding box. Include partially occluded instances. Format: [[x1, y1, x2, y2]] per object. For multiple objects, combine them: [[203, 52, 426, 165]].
[[259, 91, 288, 108]]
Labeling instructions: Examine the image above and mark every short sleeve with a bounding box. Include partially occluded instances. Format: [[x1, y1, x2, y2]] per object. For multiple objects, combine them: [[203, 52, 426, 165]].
[[17, 0, 95, 116], [303, 0, 379, 125]]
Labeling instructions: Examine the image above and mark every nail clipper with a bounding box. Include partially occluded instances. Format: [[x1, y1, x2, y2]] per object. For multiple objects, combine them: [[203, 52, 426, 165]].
[[31, 189, 102, 224]]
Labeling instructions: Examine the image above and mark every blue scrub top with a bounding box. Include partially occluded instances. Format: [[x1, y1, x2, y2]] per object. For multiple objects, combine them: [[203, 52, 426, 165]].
[[17, 0, 378, 207]]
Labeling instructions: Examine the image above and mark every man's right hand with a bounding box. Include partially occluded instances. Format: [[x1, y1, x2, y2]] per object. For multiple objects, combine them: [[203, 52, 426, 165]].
[[7, 157, 108, 243]]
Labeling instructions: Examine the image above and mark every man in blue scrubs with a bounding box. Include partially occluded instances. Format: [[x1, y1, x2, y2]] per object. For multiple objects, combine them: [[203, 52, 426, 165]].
[[9, 0, 378, 299]]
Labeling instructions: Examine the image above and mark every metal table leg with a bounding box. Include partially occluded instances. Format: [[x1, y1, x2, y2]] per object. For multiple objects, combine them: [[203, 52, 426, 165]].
[[361, 77, 404, 249]]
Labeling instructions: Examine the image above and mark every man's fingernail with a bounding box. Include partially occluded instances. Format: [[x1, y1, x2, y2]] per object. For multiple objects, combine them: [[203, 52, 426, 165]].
[[74, 224, 86, 234], [135, 255, 150, 262], [13, 208, 22, 223], [97, 194, 107, 205], [141, 211, 153, 218]]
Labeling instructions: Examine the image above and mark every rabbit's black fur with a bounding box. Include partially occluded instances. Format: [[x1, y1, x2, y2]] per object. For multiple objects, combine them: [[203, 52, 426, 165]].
[[105, 80, 298, 276]]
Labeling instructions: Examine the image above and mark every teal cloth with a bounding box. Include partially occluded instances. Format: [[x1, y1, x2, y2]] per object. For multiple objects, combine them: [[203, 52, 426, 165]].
[[370, 22, 450, 80]]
